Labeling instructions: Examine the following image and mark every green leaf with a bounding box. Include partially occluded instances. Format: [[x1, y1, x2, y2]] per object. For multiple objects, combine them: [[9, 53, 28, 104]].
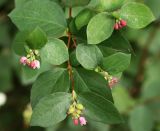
[[79, 92, 122, 124], [70, 50, 80, 66], [31, 68, 70, 108], [9, 0, 67, 37], [21, 65, 39, 82], [101, 52, 131, 75], [74, 68, 113, 102], [26, 27, 47, 49], [69, 19, 78, 35], [98, 46, 117, 57], [120, 2, 155, 29], [129, 106, 154, 131], [145, 0, 160, 19], [76, 44, 103, 69], [87, 13, 114, 44], [61, 0, 90, 7], [31, 92, 71, 127], [21, 59, 52, 85], [15, 0, 27, 8], [75, 9, 95, 30], [98, 32, 133, 56], [12, 31, 29, 56], [96, 0, 125, 11], [41, 38, 69, 65]]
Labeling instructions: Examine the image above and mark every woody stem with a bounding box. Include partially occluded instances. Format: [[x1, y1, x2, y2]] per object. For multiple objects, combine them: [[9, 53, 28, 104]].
[[67, 7, 75, 98]]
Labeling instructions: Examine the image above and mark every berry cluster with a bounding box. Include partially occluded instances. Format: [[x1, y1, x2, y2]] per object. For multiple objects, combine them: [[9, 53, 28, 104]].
[[108, 76, 119, 89], [102, 71, 119, 89], [114, 19, 127, 30], [20, 49, 40, 69], [95, 67, 119, 89], [68, 102, 87, 126]]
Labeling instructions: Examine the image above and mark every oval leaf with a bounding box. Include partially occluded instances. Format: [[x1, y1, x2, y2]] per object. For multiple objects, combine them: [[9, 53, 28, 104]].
[[31, 68, 70, 108], [26, 27, 47, 49], [75, 8, 95, 30], [9, 0, 67, 37], [74, 68, 113, 102], [31, 92, 71, 127], [98, 31, 133, 56], [97, 0, 125, 11], [12, 31, 29, 56], [61, 0, 90, 7], [87, 13, 114, 44], [101, 52, 131, 75], [41, 38, 69, 65], [79, 92, 123, 124], [120, 2, 155, 29], [76, 44, 103, 69]]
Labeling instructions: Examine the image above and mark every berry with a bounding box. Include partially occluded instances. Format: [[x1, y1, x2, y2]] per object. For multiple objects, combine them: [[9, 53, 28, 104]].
[[79, 117, 87, 126], [118, 22, 123, 29], [30, 61, 36, 69], [30, 60, 40, 69], [114, 23, 119, 30], [34, 60, 40, 69], [76, 104, 84, 110], [20, 56, 27, 65], [73, 119, 79, 126], [120, 20, 127, 27], [68, 106, 75, 114], [109, 77, 119, 88]]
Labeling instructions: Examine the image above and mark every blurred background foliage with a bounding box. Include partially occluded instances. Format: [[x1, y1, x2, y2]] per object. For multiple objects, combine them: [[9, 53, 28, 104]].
[[0, 0, 160, 131]]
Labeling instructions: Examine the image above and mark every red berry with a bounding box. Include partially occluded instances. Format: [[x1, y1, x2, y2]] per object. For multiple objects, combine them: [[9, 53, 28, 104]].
[[114, 23, 119, 30], [120, 20, 127, 27], [118, 22, 123, 29], [73, 119, 79, 126], [30, 61, 36, 69]]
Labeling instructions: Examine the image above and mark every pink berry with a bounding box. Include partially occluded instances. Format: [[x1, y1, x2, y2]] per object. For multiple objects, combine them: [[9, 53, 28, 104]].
[[29, 60, 40, 69], [112, 77, 118, 83], [120, 20, 127, 27], [79, 117, 87, 126], [73, 119, 79, 126], [34, 60, 40, 69], [30, 61, 37, 69], [20, 56, 27, 65], [114, 23, 119, 30], [109, 77, 119, 89]]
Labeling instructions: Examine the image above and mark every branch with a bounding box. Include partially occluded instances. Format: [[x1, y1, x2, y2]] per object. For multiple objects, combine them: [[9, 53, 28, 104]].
[[67, 7, 75, 97]]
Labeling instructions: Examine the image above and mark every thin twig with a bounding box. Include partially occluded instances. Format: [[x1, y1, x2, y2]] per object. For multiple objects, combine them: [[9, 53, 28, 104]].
[[67, 7, 75, 97]]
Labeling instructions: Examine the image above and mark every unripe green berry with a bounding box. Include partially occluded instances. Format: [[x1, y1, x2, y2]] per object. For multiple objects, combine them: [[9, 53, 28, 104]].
[[27, 54, 30, 58], [76, 104, 84, 110], [68, 106, 75, 114]]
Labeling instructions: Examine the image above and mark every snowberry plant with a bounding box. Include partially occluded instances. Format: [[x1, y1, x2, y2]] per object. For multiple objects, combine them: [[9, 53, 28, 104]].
[[9, 0, 155, 128]]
